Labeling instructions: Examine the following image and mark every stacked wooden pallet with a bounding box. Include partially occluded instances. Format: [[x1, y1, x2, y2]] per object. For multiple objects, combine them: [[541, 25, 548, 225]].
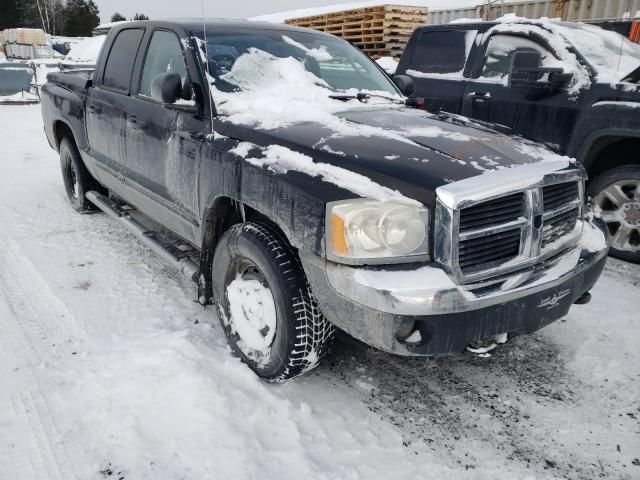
[[285, 5, 428, 59]]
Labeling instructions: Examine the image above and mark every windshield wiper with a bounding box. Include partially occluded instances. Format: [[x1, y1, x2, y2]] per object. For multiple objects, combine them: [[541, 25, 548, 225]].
[[328, 92, 405, 104]]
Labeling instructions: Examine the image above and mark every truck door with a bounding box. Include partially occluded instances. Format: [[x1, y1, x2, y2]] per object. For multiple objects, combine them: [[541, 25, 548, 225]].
[[396, 28, 479, 114], [86, 28, 145, 177], [124, 29, 205, 241], [462, 33, 580, 153]]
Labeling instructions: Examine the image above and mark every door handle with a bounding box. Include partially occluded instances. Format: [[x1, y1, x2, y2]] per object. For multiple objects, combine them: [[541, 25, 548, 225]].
[[467, 92, 492, 100], [88, 104, 102, 114]]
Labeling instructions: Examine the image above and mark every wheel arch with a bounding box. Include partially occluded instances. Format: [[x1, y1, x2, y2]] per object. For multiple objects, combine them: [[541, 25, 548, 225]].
[[197, 195, 293, 305], [579, 130, 640, 182]]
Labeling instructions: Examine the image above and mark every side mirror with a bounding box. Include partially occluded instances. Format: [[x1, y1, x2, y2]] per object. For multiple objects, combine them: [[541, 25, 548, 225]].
[[509, 50, 572, 92], [151, 72, 182, 104], [393, 74, 415, 97], [509, 50, 544, 87]]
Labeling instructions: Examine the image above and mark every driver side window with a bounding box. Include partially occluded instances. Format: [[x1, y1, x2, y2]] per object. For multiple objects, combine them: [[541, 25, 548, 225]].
[[481, 34, 556, 80], [139, 30, 189, 98]]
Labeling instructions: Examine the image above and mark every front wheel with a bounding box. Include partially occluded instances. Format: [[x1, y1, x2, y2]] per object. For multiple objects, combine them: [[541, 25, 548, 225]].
[[212, 222, 335, 382], [589, 165, 640, 264]]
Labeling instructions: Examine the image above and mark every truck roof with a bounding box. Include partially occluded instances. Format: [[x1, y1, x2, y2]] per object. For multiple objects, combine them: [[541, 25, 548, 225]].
[[415, 19, 583, 33], [109, 18, 335, 38]]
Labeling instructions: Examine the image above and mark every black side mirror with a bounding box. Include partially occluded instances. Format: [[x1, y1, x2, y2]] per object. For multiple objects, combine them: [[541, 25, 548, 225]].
[[509, 50, 544, 87], [393, 74, 415, 97], [151, 72, 182, 104]]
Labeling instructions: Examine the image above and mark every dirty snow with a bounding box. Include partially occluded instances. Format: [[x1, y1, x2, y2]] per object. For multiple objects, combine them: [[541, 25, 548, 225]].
[[2, 105, 640, 480]]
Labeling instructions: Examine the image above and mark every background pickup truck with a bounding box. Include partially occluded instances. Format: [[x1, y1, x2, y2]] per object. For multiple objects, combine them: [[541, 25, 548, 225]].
[[397, 18, 640, 263], [41, 19, 608, 382]]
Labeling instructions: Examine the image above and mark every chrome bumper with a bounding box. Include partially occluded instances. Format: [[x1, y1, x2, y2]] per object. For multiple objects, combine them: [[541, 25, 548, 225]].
[[324, 217, 608, 317]]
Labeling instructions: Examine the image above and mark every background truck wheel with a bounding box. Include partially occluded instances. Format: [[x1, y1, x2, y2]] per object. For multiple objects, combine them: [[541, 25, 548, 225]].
[[589, 165, 640, 264], [212, 222, 335, 382], [59, 137, 100, 213]]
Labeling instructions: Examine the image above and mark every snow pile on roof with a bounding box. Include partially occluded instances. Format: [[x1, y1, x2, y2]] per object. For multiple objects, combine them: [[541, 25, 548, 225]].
[[376, 56, 398, 74], [64, 35, 106, 63], [95, 20, 130, 30]]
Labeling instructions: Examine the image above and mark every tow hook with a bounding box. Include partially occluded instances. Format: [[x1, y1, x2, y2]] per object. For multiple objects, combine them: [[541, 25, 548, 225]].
[[574, 291, 592, 305], [466, 333, 508, 355]]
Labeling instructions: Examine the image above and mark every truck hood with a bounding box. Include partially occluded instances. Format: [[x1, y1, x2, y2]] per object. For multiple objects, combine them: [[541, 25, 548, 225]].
[[221, 106, 572, 205]]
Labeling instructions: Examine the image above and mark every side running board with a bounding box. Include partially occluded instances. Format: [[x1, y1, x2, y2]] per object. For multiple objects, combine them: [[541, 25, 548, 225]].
[[86, 191, 199, 282]]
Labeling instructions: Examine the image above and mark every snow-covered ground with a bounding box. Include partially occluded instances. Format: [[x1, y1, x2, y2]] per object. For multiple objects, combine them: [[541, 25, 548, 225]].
[[0, 105, 639, 479]]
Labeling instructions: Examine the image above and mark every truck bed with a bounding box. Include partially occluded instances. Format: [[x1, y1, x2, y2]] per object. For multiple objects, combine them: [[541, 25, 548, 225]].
[[46, 69, 94, 94]]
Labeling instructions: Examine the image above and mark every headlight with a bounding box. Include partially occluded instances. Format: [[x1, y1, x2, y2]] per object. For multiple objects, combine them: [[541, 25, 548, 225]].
[[326, 199, 429, 264]]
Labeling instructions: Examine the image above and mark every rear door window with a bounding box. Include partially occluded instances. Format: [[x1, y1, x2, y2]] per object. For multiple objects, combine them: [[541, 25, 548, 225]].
[[409, 30, 477, 75], [102, 28, 144, 92], [139, 30, 189, 98]]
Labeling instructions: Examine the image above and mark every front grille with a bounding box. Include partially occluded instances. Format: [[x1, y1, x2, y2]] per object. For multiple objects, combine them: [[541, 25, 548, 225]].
[[542, 182, 580, 248], [543, 182, 579, 211], [442, 178, 583, 282], [460, 229, 522, 272], [458, 193, 524, 273], [543, 209, 579, 245], [459, 193, 524, 232]]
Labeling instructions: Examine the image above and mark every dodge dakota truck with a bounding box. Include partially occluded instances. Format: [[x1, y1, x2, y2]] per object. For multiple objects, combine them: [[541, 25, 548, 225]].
[[41, 20, 608, 381], [397, 18, 640, 263]]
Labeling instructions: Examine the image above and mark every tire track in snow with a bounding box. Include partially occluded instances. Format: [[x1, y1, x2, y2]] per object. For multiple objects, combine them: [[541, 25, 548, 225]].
[[0, 237, 81, 480]]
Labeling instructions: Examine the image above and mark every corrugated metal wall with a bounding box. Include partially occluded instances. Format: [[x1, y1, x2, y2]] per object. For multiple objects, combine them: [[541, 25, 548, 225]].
[[427, 0, 640, 24]]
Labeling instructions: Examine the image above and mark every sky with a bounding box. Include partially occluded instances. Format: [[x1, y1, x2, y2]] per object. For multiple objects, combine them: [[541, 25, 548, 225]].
[[92, 0, 373, 23]]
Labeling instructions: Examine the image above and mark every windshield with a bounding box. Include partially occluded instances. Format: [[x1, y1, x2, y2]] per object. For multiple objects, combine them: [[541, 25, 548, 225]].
[[555, 22, 640, 81], [194, 29, 400, 95]]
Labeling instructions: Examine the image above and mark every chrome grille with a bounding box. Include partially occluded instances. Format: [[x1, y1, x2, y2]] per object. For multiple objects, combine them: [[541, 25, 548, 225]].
[[541, 183, 580, 247], [435, 171, 585, 284], [459, 193, 524, 232], [458, 193, 525, 273]]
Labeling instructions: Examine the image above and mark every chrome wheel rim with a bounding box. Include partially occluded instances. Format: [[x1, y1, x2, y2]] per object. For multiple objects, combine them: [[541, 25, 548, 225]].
[[594, 180, 640, 252]]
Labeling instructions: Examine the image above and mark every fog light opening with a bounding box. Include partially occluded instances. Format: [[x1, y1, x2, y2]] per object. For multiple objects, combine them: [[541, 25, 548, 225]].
[[396, 319, 417, 343]]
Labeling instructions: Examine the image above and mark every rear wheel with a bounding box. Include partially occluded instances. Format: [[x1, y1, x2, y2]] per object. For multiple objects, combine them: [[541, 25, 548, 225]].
[[212, 222, 335, 382], [589, 166, 640, 264], [59, 137, 99, 213]]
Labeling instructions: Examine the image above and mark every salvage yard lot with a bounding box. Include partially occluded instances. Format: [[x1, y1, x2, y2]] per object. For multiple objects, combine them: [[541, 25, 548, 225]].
[[1, 104, 639, 479]]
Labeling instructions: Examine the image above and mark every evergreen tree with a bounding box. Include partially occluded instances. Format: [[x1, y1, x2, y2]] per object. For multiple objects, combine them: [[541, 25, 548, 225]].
[[132, 13, 149, 20], [111, 12, 126, 22], [63, 0, 100, 37]]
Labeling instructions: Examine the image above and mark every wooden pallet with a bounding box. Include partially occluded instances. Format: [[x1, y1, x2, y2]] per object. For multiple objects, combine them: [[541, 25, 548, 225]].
[[285, 5, 427, 59]]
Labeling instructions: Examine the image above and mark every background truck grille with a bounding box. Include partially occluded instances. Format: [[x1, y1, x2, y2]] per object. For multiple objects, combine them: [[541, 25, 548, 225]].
[[458, 193, 525, 273], [541, 182, 580, 248]]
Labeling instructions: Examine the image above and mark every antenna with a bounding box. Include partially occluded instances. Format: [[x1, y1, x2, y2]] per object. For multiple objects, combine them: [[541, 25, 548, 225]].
[[201, 0, 215, 134], [616, 0, 632, 73]]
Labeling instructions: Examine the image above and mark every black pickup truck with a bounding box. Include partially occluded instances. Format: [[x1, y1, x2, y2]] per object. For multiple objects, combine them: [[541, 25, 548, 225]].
[[41, 20, 608, 381], [397, 18, 640, 263]]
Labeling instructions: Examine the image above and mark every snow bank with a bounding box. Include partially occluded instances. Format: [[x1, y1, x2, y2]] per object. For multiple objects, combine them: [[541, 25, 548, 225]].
[[64, 35, 106, 63]]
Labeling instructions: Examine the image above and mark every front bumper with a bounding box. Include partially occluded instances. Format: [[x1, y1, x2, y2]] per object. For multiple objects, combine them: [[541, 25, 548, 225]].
[[302, 218, 609, 356]]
